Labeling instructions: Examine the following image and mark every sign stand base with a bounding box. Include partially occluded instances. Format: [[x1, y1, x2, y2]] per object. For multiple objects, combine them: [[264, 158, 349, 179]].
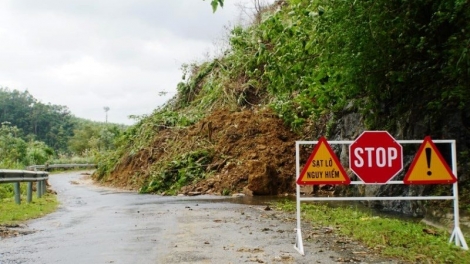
[[450, 227, 469, 250], [294, 228, 304, 255]]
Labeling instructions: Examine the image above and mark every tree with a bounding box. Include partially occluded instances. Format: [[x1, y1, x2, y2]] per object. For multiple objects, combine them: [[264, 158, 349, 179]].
[[0, 122, 28, 167], [68, 124, 98, 155], [26, 140, 54, 165], [0, 88, 75, 153]]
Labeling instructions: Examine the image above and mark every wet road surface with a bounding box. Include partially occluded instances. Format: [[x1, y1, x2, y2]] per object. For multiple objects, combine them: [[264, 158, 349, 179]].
[[0, 171, 392, 264]]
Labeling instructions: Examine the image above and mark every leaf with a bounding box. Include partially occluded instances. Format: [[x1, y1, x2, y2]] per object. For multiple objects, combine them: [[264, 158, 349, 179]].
[[211, 1, 218, 13], [208, 0, 224, 13]]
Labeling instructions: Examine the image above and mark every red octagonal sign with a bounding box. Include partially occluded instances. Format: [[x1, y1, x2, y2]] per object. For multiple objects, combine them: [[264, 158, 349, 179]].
[[349, 131, 403, 184]]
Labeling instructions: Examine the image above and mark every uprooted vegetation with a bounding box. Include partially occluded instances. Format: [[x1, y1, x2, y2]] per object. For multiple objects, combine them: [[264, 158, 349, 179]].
[[93, 0, 470, 201]]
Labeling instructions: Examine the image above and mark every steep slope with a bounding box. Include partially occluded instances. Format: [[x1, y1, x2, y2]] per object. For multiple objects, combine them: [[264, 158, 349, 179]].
[[94, 0, 470, 212]]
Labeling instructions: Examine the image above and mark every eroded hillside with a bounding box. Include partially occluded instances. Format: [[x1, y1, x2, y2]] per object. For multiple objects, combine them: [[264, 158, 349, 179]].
[[93, 0, 470, 210]]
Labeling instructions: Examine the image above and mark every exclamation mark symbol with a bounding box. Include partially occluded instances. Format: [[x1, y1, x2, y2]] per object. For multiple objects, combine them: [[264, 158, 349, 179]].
[[425, 147, 432, 176]]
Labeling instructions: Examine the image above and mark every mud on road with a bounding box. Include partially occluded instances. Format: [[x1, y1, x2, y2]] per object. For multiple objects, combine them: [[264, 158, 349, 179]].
[[0, 171, 402, 264]]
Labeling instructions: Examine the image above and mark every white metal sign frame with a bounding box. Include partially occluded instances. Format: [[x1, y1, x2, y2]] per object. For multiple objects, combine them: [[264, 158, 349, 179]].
[[294, 139, 468, 255]]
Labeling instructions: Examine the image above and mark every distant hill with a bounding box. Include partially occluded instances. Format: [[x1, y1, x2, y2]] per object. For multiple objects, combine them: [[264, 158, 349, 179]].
[[0, 87, 126, 155]]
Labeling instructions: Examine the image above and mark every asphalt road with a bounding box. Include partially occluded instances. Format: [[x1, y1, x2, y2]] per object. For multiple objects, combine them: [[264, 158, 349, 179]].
[[0, 171, 396, 264]]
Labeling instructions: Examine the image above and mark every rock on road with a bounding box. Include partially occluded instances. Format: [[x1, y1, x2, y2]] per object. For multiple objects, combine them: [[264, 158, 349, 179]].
[[0, 171, 395, 264]]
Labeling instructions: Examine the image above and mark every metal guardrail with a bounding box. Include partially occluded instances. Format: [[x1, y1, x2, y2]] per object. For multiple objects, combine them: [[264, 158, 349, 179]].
[[1, 163, 96, 205], [0, 170, 49, 204], [26, 163, 97, 171], [0, 170, 49, 183]]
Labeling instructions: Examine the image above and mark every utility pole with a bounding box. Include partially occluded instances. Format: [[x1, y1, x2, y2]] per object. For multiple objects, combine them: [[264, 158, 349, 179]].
[[104, 106, 110, 123]]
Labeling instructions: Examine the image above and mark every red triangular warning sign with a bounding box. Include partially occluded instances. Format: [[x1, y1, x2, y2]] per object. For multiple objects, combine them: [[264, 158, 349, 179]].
[[297, 137, 350, 185], [404, 136, 457, 184]]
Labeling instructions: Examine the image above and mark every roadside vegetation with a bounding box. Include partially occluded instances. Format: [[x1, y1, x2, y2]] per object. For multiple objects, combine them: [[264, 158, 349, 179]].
[[276, 200, 470, 263], [0, 184, 58, 225]]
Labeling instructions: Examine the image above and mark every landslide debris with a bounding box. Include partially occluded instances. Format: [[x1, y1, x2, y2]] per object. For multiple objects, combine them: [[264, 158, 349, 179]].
[[97, 107, 301, 196]]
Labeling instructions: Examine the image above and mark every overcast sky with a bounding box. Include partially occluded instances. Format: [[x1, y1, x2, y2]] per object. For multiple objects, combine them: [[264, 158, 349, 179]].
[[0, 0, 272, 125]]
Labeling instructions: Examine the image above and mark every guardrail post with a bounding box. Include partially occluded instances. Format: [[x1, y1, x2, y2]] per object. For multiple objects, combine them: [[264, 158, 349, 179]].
[[40, 180, 44, 197], [37, 181, 42, 198], [27, 182, 33, 203], [42, 179, 47, 195], [14, 182, 21, 205]]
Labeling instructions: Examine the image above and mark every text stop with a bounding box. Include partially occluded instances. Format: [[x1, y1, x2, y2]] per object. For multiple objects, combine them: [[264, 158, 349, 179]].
[[353, 147, 398, 167]]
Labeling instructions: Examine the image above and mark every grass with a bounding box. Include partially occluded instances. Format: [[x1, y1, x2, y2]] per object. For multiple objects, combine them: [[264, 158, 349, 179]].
[[275, 200, 470, 264], [0, 185, 59, 225]]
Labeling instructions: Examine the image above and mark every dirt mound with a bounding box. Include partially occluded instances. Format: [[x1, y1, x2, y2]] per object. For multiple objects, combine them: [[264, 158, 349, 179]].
[[102, 107, 300, 195], [181, 108, 298, 195]]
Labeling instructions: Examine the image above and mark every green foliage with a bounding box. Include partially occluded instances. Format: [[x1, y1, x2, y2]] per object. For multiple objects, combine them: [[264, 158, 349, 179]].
[[25, 140, 54, 165], [270, 95, 310, 131], [150, 110, 198, 128], [0, 87, 126, 159], [1, 182, 39, 200], [93, 105, 205, 183], [223, 0, 470, 131], [0, 88, 75, 153], [47, 154, 95, 166], [310, 0, 470, 129], [0, 184, 14, 200], [139, 150, 213, 194], [133, 109, 199, 149], [224, 3, 336, 128], [0, 122, 57, 168], [93, 153, 119, 181], [68, 123, 124, 155], [177, 62, 219, 107], [68, 125, 98, 154], [0, 122, 28, 167], [65, 119, 126, 175]]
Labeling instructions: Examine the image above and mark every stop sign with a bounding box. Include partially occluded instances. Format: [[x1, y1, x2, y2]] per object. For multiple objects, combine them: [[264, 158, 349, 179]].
[[349, 131, 403, 183]]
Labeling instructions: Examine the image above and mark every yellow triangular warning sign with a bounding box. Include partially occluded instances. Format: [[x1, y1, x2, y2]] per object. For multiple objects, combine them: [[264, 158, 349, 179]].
[[404, 136, 457, 184], [297, 136, 350, 185]]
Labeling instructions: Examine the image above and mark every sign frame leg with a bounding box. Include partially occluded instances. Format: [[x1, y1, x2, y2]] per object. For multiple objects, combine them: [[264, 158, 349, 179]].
[[294, 184, 305, 255], [450, 144, 468, 250], [294, 143, 305, 255]]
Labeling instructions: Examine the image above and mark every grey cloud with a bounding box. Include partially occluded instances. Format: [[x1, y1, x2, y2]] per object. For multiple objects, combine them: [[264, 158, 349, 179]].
[[0, 0, 274, 124]]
